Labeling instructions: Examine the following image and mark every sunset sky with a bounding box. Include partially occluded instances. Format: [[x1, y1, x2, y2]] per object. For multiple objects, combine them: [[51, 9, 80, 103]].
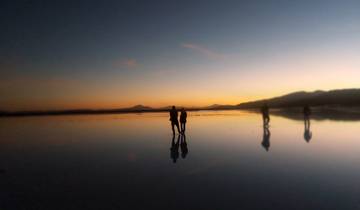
[[1, 0, 359, 111]]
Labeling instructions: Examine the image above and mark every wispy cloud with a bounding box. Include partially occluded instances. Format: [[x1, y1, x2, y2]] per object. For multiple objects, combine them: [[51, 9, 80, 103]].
[[181, 43, 225, 59], [113, 58, 138, 68]]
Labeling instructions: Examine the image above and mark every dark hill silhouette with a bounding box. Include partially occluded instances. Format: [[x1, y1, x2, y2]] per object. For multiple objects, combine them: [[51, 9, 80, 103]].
[[128, 105, 153, 111], [237, 89, 360, 108], [207, 104, 222, 108], [204, 104, 235, 110]]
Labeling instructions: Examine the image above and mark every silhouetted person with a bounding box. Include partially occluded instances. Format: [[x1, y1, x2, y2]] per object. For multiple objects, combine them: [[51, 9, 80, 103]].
[[180, 134, 188, 159], [303, 105, 312, 142], [303, 105, 311, 123], [261, 103, 270, 126], [262, 126, 271, 151], [169, 106, 181, 134], [180, 108, 187, 133], [170, 134, 180, 163]]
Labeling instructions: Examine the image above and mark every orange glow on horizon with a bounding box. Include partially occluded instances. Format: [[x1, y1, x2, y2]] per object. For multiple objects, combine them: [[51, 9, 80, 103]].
[[1, 49, 359, 111]]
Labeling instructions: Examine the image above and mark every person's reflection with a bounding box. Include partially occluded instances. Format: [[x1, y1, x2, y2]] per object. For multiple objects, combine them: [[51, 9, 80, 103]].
[[170, 134, 180, 163], [262, 125, 271, 151], [303, 105, 312, 143], [180, 134, 188, 159]]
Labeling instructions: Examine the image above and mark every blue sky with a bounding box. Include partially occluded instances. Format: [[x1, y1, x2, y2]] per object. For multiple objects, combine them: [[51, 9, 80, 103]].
[[1, 0, 359, 110]]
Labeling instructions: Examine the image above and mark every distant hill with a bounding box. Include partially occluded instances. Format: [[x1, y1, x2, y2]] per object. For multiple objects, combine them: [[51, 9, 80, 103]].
[[127, 105, 153, 111], [203, 104, 236, 110], [237, 89, 360, 109]]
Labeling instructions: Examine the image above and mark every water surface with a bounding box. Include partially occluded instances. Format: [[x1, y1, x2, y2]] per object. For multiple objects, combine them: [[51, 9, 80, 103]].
[[1, 110, 360, 210]]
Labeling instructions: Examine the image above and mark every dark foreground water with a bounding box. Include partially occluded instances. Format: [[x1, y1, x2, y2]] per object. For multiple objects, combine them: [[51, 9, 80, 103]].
[[1, 110, 360, 210]]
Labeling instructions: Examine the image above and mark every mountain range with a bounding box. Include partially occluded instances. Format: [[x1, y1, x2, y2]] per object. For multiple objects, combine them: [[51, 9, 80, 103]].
[[236, 88, 360, 109], [1, 88, 360, 117]]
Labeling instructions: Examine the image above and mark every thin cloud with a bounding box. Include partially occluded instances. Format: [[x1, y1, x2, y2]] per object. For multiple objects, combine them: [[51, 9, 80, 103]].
[[181, 43, 225, 59], [124, 58, 138, 67], [113, 58, 138, 68]]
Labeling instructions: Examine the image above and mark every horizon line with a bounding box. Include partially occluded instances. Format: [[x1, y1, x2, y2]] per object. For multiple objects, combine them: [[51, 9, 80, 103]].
[[1, 88, 360, 114]]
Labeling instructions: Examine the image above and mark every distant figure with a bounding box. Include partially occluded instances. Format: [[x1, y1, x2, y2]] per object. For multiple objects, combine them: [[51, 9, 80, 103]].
[[261, 103, 270, 126], [180, 134, 188, 159], [303, 105, 311, 120], [169, 106, 181, 134], [303, 105, 312, 142], [180, 108, 187, 133], [170, 134, 180, 163], [262, 126, 271, 151]]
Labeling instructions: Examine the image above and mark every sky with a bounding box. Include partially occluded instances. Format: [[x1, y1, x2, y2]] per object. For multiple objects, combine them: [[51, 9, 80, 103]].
[[1, 0, 359, 111]]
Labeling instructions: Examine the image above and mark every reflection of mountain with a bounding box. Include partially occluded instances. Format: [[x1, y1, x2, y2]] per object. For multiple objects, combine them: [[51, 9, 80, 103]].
[[0, 106, 156, 117], [271, 107, 360, 121], [237, 89, 360, 109]]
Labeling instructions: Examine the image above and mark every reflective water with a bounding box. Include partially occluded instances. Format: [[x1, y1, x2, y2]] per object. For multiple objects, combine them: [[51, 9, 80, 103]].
[[1, 110, 360, 210]]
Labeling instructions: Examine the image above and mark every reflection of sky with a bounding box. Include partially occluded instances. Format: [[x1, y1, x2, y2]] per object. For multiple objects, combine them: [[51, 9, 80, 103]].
[[1, 1, 360, 110], [1, 111, 360, 209], [2, 110, 360, 163]]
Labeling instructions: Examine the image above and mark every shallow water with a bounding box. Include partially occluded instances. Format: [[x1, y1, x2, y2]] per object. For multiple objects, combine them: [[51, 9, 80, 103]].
[[1, 110, 360, 210]]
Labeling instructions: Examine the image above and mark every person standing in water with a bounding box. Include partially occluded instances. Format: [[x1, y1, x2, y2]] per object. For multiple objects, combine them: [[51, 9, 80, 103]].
[[261, 103, 270, 126], [169, 106, 181, 134], [180, 108, 187, 133], [303, 105, 311, 124]]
